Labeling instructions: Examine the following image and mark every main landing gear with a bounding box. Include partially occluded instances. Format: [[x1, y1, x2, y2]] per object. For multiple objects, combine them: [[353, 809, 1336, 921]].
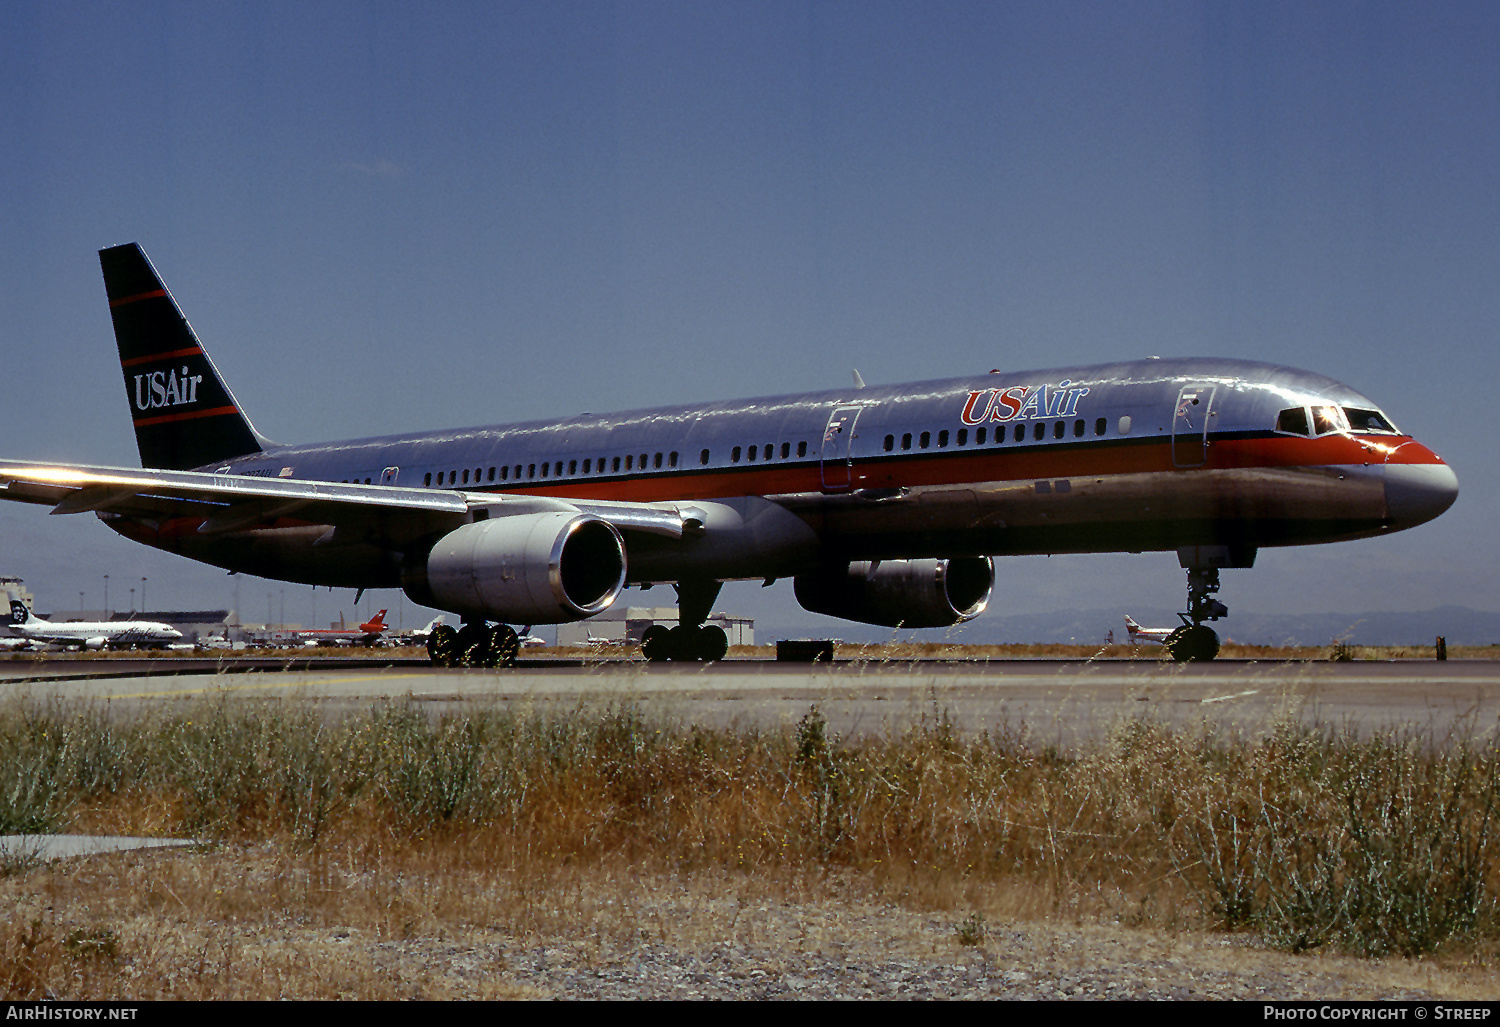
[[1162, 546, 1254, 663], [428, 621, 520, 668], [640, 579, 730, 662]]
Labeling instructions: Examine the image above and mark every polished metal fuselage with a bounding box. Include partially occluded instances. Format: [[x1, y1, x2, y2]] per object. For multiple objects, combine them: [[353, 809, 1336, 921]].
[[106, 357, 1453, 589]]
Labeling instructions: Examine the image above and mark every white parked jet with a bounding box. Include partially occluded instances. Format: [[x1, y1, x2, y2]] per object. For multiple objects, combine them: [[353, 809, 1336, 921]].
[[7, 600, 183, 651], [1124, 614, 1176, 645]]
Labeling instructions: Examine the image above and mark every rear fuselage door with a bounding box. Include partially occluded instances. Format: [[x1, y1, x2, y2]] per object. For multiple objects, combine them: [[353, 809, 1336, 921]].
[[820, 405, 863, 492], [1172, 385, 1217, 467]]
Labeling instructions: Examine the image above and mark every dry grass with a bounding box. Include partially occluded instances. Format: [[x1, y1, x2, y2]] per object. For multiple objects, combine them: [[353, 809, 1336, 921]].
[[2, 695, 1498, 998]]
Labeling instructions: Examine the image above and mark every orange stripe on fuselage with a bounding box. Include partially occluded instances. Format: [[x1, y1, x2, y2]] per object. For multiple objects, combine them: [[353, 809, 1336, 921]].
[[137, 432, 1443, 538], [424, 433, 1443, 506]]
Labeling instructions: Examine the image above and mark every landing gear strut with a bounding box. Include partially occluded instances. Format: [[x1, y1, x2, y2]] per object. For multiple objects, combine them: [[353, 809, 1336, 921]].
[[640, 579, 729, 662], [1164, 546, 1254, 663], [428, 621, 520, 667]]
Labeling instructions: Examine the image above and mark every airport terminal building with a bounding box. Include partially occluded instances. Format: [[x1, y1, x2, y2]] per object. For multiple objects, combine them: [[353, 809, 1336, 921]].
[[556, 606, 753, 648]]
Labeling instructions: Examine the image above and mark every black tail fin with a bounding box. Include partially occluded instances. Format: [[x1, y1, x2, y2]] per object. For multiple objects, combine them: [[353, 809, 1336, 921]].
[[9, 600, 30, 625], [99, 243, 267, 470]]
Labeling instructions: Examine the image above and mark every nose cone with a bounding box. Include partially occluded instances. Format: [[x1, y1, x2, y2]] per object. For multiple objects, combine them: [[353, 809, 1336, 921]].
[[1385, 461, 1459, 529]]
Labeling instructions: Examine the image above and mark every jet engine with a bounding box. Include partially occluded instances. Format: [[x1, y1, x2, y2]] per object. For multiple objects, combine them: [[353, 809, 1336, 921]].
[[403, 513, 626, 624], [793, 557, 993, 629]]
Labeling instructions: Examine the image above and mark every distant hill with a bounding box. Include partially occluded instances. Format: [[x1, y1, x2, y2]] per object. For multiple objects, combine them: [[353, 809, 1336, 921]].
[[761, 605, 1500, 648]]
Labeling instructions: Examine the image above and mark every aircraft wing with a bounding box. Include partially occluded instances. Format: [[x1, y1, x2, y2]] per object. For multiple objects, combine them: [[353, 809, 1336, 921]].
[[0, 459, 696, 544]]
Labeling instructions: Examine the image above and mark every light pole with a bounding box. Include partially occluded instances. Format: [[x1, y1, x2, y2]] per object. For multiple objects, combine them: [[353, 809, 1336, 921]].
[[103, 575, 109, 617], [141, 577, 147, 614]]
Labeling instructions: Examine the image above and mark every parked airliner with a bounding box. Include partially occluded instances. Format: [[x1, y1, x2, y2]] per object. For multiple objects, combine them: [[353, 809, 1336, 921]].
[[268, 610, 390, 647], [1124, 615, 1174, 645], [0, 245, 1459, 664], [6, 600, 183, 651]]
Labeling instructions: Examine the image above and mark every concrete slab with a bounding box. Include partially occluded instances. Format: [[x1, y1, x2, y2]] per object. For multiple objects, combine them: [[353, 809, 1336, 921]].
[[0, 834, 198, 860]]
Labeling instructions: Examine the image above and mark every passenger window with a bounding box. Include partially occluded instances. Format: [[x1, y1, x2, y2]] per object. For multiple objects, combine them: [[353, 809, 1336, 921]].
[[488, 467, 496, 482], [747, 445, 757, 462], [884, 435, 894, 452], [700, 449, 710, 465], [540, 464, 548, 478], [1095, 417, 1107, 436], [956, 428, 967, 446], [1053, 421, 1064, 439], [1033, 423, 1045, 441], [732, 447, 741, 463], [919, 431, 930, 449], [797, 441, 808, 457], [1014, 424, 1025, 442], [669, 452, 678, 468], [1073, 419, 1084, 438], [1276, 407, 1311, 436], [424, 472, 432, 487], [781, 442, 790, 459], [582, 459, 590, 474], [569, 460, 577, 476], [612, 457, 621, 472], [654, 452, 662, 469], [626, 455, 634, 470], [938, 430, 949, 447], [901, 433, 912, 450], [976, 427, 987, 444]]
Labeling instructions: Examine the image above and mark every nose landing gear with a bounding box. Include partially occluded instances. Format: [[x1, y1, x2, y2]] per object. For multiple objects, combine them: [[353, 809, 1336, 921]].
[[1164, 546, 1254, 662]]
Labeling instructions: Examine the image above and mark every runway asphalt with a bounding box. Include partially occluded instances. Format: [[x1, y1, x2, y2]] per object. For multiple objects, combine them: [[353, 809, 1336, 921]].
[[2, 654, 1496, 747]]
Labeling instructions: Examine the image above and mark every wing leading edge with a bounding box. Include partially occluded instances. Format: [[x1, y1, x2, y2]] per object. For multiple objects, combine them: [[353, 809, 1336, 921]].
[[0, 459, 694, 542]]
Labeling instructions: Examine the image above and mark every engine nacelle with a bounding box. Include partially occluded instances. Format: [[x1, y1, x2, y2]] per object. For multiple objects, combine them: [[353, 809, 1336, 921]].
[[793, 557, 994, 629], [403, 513, 626, 624]]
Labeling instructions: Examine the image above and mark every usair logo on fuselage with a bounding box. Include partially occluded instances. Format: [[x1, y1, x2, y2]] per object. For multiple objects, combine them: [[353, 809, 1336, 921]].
[[960, 380, 1090, 424]]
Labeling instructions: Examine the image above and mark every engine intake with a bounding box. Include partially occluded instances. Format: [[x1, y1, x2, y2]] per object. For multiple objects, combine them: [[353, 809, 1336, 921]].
[[404, 513, 626, 623], [794, 557, 993, 628]]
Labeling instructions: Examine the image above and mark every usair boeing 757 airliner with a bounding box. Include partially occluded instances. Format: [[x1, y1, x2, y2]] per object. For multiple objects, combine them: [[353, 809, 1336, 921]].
[[0, 245, 1459, 665]]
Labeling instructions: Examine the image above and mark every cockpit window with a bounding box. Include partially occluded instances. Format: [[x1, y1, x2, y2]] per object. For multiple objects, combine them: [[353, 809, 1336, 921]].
[[1311, 405, 1347, 435], [1276, 407, 1310, 436], [1343, 407, 1400, 434]]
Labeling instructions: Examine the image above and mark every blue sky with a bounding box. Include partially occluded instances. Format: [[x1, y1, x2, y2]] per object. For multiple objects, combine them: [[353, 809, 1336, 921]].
[[1, 1, 1496, 636]]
